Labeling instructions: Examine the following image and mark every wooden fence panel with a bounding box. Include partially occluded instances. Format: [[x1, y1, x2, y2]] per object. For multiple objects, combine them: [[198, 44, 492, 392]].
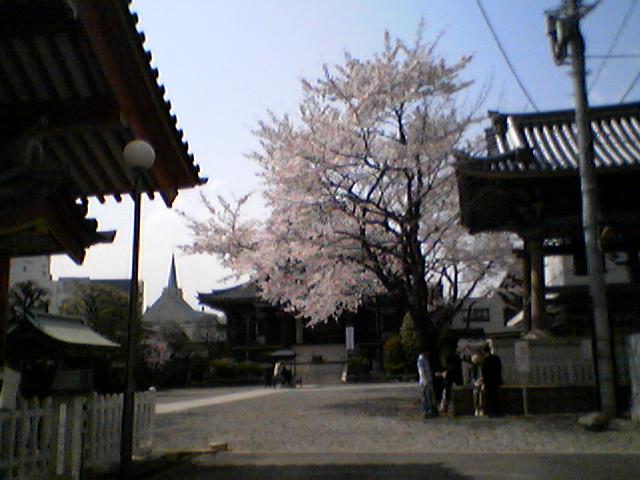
[[0, 391, 156, 480]]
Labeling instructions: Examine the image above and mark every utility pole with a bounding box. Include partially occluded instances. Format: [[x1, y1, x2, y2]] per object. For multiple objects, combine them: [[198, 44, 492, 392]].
[[546, 0, 616, 418]]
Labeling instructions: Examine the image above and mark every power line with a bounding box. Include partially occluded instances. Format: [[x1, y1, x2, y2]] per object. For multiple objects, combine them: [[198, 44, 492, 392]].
[[589, 0, 638, 92], [475, 0, 539, 112], [620, 68, 640, 102], [587, 54, 640, 59]]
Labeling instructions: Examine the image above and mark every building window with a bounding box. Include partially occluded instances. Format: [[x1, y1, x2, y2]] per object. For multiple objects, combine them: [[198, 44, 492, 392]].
[[467, 308, 490, 323]]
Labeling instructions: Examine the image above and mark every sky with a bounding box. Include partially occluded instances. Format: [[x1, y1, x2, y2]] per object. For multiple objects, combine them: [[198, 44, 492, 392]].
[[50, 0, 640, 311]]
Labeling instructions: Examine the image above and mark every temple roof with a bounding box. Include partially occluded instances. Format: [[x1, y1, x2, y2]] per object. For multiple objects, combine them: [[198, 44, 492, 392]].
[[143, 257, 221, 331], [455, 102, 640, 236], [0, 0, 206, 207], [143, 289, 206, 325], [168, 255, 179, 290], [0, 0, 208, 262], [198, 282, 262, 308], [458, 102, 640, 175], [0, 168, 114, 263], [11, 312, 119, 348]]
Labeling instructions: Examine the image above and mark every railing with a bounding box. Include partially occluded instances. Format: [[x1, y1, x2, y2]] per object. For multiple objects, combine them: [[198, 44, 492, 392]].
[[0, 391, 155, 480], [628, 333, 640, 421], [502, 362, 596, 386]]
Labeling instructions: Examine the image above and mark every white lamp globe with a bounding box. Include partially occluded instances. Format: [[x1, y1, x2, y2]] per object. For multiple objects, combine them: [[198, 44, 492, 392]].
[[123, 139, 156, 169]]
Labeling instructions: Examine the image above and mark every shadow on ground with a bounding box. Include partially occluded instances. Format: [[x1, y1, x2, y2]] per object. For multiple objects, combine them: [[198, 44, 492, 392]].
[[323, 395, 418, 419], [151, 462, 472, 480]]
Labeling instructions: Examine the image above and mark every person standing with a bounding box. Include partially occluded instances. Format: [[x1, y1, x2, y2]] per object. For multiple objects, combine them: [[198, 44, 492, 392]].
[[273, 361, 283, 387], [437, 353, 462, 415], [417, 349, 436, 418], [470, 354, 484, 416], [481, 344, 503, 417]]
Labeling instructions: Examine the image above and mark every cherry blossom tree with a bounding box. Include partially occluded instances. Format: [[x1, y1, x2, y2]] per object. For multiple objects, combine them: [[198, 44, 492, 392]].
[[184, 28, 511, 346]]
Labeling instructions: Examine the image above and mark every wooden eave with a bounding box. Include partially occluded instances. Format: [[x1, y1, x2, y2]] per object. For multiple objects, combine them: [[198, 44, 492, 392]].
[[456, 152, 640, 237], [76, 0, 206, 206], [0, 0, 206, 207], [0, 182, 115, 264], [198, 282, 264, 309]]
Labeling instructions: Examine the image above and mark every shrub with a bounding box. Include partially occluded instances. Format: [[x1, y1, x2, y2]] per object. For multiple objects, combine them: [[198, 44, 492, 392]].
[[347, 355, 370, 376], [399, 311, 419, 363], [210, 359, 238, 379], [383, 334, 407, 374], [237, 361, 264, 378]]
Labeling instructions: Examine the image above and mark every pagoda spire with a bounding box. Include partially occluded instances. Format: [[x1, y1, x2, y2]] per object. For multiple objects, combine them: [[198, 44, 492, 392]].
[[168, 254, 179, 290]]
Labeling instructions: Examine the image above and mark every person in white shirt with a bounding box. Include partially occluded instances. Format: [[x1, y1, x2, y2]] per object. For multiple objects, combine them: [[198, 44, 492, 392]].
[[417, 349, 436, 418], [273, 361, 283, 387]]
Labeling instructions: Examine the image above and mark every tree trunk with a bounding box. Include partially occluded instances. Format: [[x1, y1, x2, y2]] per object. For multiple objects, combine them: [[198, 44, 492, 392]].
[[405, 280, 439, 369]]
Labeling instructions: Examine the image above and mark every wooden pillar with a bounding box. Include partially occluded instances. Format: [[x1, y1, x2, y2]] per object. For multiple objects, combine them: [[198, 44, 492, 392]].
[[295, 318, 304, 345], [280, 314, 286, 345], [529, 240, 546, 332], [522, 241, 532, 333], [375, 301, 382, 363], [244, 313, 251, 361], [0, 256, 9, 367], [627, 249, 640, 284]]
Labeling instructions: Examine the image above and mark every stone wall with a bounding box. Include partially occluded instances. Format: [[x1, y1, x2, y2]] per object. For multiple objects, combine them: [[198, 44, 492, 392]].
[[627, 333, 640, 421], [451, 385, 630, 416], [293, 344, 346, 384], [491, 336, 631, 387]]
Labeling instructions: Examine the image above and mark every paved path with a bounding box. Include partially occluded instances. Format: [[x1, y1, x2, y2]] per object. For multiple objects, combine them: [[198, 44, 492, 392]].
[[147, 383, 640, 479], [156, 388, 281, 414], [155, 383, 416, 414]]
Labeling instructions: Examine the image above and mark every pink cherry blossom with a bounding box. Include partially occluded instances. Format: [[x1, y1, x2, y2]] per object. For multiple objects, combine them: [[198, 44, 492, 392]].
[[183, 27, 512, 338]]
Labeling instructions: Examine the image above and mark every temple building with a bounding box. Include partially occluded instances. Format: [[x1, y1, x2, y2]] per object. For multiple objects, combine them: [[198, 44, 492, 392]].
[[143, 257, 225, 360], [0, 0, 206, 399], [455, 102, 640, 388], [198, 282, 405, 383]]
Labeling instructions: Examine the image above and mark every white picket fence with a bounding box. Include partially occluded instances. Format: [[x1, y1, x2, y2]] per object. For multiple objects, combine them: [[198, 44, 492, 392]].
[[0, 391, 155, 480]]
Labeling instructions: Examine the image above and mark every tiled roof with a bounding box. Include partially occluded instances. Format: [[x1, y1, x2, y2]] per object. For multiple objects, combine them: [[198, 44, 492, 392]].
[[0, 0, 205, 206], [0, 167, 114, 262], [461, 102, 640, 174], [24, 312, 119, 348], [198, 282, 262, 305]]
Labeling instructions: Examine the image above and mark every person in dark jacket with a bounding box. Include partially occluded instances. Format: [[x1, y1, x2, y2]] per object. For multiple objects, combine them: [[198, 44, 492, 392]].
[[481, 344, 503, 417], [437, 353, 462, 415]]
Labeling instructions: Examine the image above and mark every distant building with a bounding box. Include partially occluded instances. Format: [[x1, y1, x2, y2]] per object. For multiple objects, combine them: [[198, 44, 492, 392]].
[[51, 277, 134, 314], [9, 256, 53, 290], [456, 101, 640, 338], [198, 282, 406, 383], [450, 295, 511, 335], [9, 256, 135, 314], [455, 102, 640, 389], [142, 256, 225, 361]]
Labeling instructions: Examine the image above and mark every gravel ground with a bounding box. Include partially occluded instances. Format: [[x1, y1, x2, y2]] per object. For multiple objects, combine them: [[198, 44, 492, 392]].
[[152, 383, 640, 455]]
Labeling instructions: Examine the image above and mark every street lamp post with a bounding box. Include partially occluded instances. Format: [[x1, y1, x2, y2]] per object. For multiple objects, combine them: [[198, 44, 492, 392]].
[[120, 140, 155, 478]]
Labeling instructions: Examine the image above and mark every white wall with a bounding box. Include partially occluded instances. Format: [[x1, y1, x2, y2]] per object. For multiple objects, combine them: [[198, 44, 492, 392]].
[[450, 296, 510, 334], [293, 344, 346, 363], [9, 256, 53, 289], [8, 257, 93, 314], [9, 256, 55, 311], [545, 253, 630, 287]]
